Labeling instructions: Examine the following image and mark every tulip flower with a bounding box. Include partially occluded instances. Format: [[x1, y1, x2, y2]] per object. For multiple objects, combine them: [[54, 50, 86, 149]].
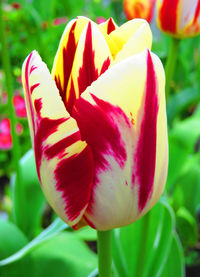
[[22, 16, 168, 231], [123, 0, 156, 23], [156, 0, 200, 38]]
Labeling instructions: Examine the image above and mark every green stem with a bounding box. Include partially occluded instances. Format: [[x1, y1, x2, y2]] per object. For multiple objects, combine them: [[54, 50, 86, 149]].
[[97, 230, 112, 277], [165, 37, 181, 100], [135, 212, 150, 277], [0, 1, 24, 228]]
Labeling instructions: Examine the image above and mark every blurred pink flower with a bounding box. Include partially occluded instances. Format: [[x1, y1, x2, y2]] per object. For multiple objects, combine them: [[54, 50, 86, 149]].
[[0, 118, 23, 150], [13, 95, 27, 118], [17, 76, 22, 84], [0, 118, 10, 134], [96, 17, 107, 24], [16, 122, 23, 135], [53, 17, 68, 26]]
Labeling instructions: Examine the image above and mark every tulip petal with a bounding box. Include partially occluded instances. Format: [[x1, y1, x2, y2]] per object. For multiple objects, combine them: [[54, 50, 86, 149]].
[[73, 49, 168, 230], [66, 21, 112, 113], [104, 18, 150, 58], [51, 17, 90, 110], [98, 17, 118, 34], [157, 0, 179, 33], [22, 51, 94, 226], [113, 21, 152, 65], [179, 0, 200, 35]]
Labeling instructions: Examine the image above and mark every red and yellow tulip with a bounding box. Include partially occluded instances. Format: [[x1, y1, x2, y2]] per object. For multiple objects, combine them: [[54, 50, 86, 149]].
[[22, 17, 168, 230], [157, 0, 200, 38], [123, 0, 155, 23]]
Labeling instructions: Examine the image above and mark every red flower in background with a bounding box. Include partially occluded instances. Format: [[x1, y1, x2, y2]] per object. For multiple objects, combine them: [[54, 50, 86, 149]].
[[11, 2, 21, 10], [96, 17, 107, 24], [53, 17, 68, 26], [13, 95, 27, 118], [123, 0, 155, 23], [0, 118, 23, 150], [156, 0, 200, 38], [1, 92, 27, 118]]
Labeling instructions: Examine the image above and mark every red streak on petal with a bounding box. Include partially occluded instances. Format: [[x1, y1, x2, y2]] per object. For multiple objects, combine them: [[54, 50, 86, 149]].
[[78, 22, 99, 96], [83, 215, 96, 229], [54, 21, 77, 107], [107, 18, 116, 34], [193, 0, 200, 23], [25, 52, 35, 132], [30, 83, 40, 94], [29, 65, 37, 75], [73, 94, 129, 185], [45, 131, 81, 159], [159, 0, 179, 33], [55, 145, 94, 221], [100, 57, 111, 75], [34, 116, 67, 181], [134, 50, 158, 211]]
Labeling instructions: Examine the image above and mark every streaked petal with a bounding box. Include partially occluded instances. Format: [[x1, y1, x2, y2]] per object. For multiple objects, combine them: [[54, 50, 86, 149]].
[[105, 18, 149, 58], [157, 0, 179, 33], [113, 21, 152, 65], [98, 17, 118, 35], [73, 49, 168, 230], [123, 0, 155, 23], [51, 17, 90, 109], [22, 51, 94, 226], [66, 21, 112, 113], [157, 0, 200, 38]]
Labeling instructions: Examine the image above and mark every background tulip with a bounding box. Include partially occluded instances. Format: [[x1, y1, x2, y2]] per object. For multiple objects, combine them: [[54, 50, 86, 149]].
[[123, 0, 156, 23], [156, 0, 200, 38], [22, 17, 168, 231]]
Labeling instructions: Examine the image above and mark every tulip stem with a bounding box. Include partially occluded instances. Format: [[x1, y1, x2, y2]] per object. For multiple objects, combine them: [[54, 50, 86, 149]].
[[0, 2, 24, 228], [165, 37, 181, 100], [135, 211, 150, 277], [97, 230, 112, 277]]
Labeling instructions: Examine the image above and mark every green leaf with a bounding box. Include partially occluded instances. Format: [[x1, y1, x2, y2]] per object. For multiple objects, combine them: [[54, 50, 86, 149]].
[[166, 137, 189, 191], [31, 232, 97, 277], [0, 219, 33, 277], [0, 217, 68, 266], [112, 199, 176, 277], [167, 87, 200, 125], [161, 233, 185, 277], [12, 149, 46, 239], [172, 155, 200, 215], [176, 207, 198, 248], [170, 116, 200, 153]]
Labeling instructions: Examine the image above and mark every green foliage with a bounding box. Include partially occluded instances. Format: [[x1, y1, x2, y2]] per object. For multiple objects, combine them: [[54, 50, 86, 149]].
[[112, 200, 185, 277], [0, 219, 97, 277], [11, 150, 46, 239]]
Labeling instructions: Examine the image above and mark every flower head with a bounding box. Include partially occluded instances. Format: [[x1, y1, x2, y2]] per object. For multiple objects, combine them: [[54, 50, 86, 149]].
[[22, 17, 168, 230], [124, 0, 155, 23], [156, 0, 200, 38]]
